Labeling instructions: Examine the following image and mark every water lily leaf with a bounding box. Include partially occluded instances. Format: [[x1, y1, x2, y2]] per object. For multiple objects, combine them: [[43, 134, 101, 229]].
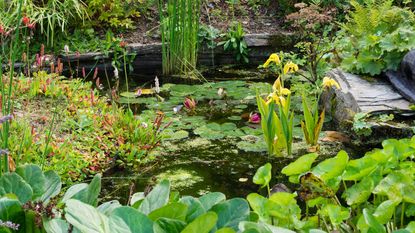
[[312, 150, 348, 182], [236, 141, 267, 153], [211, 198, 250, 231], [181, 212, 218, 233], [139, 180, 170, 215], [199, 192, 226, 211], [165, 130, 189, 141], [221, 123, 237, 131], [0, 173, 33, 204], [253, 163, 272, 188], [282, 153, 318, 176]]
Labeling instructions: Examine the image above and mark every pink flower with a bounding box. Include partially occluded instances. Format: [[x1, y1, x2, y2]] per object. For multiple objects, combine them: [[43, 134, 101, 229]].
[[249, 112, 261, 124], [183, 97, 196, 112]]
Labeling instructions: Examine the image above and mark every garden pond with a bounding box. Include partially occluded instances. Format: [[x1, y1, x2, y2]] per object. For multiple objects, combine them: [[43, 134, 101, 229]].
[[101, 77, 350, 203]]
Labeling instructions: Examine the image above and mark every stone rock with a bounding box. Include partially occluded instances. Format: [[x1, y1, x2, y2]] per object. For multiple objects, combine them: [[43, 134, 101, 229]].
[[323, 68, 411, 123]]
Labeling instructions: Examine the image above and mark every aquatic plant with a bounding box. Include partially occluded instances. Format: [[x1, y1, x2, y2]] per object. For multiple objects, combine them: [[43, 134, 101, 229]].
[[219, 22, 249, 64], [158, 0, 201, 76], [257, 54, 298, 156], [301, 76, 340, 151]]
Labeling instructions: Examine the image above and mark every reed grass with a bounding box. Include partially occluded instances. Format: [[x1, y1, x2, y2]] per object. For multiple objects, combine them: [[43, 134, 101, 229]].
[[159, 0, 201, 76]]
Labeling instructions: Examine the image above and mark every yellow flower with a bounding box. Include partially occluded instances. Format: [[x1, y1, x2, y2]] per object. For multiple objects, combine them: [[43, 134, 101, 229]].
[[322, 77, 340, 89], [283, 61, 299, 75], [272, 77, 291, 96], [263, 53, 281, 68]]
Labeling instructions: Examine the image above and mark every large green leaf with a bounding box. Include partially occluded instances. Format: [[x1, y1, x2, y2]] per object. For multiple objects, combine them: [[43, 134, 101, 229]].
[[16, 164, 46, 200], [0, 197, 23, 223], [312, 150, 348, 182], [211, 198, 250, 231], [97, 201, 122, 216], [0, 173, 33, 203], [282, 153, 318, 176], [373, 200, 399, 224], [199, 192, 226, 212], [109, 206, 153, 233], [62, 174, 101, 206], [253, 163, 272, 188], [43, 219, 70, 233], [153, 218, 186, 233], [180, 212, 218, 233], [40, 170, 62, 204], [319, 204, 350, 225], [238, 221, 296, 233], [343, 156, 378, 181], [342, 175, 376, 206], [148, 203, 188, 221], [180, 196, 205, 222], [246, 193, 269, 222], [65, 199, 110, 233], [362, 209, 386, 233], [139, 180, 170, 215], [216, 228, 237, 233]]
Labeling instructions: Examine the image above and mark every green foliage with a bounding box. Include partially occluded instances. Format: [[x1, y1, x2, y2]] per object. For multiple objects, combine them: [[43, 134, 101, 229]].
[[219, 22, 249, 64], [198, 25, 221, 49], [301, 94, 325, 147], [159, 0, 201, 76], [335, 0, 415, 75], [85, 0, 141, 29], [1, 0, 88, 47]]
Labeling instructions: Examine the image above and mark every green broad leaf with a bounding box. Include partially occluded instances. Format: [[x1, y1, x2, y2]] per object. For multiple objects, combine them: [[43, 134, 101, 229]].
[[109, 206, 153, 233], [130, 192, 145, 208], [40, 170, 62, 204], [199, 192, 226, 211], [139, 180, 170, 215], [180, 196, 205, 222], [181, 212, 218, 233], [343, 156, 378, 181], [65, 199, 110, 233], [153, 218, 186, 233], [406, 222, 415, 233], [343, 175, 375, 206], [253, 163, 272, 188], [266, 192, 302, 228], [362, 208, 386, 233], [281, 153, 318, 176], [312, 150, 349, 182], [97, 200, 122, 216], [238, 221, 296, 233], [246, 193, 269, 222], [73, 174, 101, 207], [16, 164, 46, 200], [43, 219, 70, 233], [148, 203, 188, 221], [211, 198, 250, 231], [61, 183, 88, 203], [373, 200, 399, 224], [373, 172, 410, 202], [0, 173, 33, 204], [319, 204, 350, 225], [216, 227, 237, 233], [0, 197, 23, 222]]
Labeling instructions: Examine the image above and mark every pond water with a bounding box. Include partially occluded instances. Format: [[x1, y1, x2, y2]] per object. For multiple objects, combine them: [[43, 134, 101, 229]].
[[101, 75, 348, 204]]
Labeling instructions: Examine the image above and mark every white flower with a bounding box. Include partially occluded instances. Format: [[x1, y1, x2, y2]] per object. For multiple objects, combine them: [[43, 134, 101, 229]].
[[135, 88, 142, 97], [155, 76, 160, 94], [113, 67, 119, 79], [64, 45, 69, 54], [173, 105, 183, 114], [141, 122, 148, 128]]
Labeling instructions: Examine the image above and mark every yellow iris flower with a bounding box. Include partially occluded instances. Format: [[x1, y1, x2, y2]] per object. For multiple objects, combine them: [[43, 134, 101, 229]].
[[263, 53, 281, 68], [322, 77, 340, 89], [272, 78, 291, 96], [283, 61, 299, 75]]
